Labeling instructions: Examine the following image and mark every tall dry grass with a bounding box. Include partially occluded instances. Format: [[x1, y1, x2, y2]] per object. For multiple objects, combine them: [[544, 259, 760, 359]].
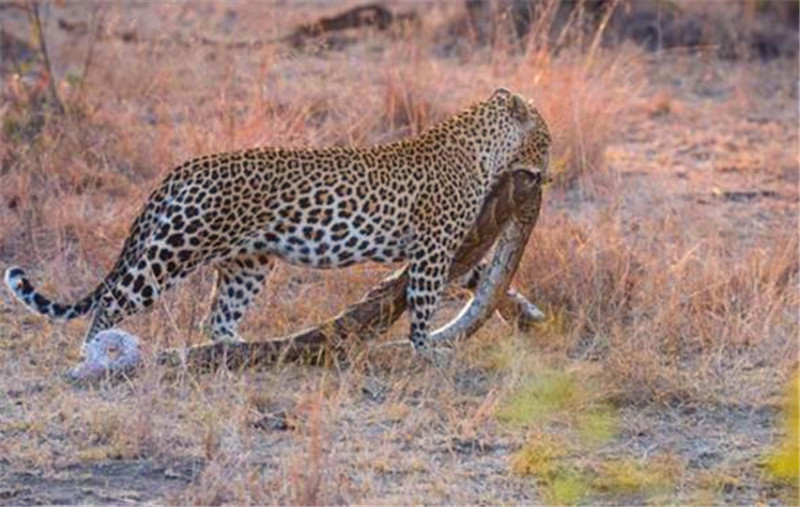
[[517, 215, 798, 405]]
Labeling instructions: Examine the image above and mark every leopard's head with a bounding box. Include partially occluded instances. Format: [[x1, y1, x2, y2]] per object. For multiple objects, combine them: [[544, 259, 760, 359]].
[[477, 88, 551, 179], [508, 99, 551, 180], [476, 88, 551, 183]]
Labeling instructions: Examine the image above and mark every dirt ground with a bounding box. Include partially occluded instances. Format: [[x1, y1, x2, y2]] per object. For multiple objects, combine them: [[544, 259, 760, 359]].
[[0, 2, 797, 505]]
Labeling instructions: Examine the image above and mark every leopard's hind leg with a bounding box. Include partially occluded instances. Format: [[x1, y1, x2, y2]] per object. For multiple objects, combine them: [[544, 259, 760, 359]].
[[82, 244, 211, 347], [83, 274, 162, 347], [205, 255, 274, 343]]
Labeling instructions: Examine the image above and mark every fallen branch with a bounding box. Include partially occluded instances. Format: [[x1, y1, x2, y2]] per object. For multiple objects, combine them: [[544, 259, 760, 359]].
[[88, 4, 418, 52], [293, 3, 394, 40]]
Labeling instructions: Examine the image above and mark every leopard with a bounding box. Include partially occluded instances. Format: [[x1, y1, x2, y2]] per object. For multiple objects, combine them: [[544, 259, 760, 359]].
[[4, 88, 551, 354]]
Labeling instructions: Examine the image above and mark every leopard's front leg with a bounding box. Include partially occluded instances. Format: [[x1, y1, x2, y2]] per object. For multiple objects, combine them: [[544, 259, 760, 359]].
[[403, 208, 461, 354], [406, 245, 453, 351]]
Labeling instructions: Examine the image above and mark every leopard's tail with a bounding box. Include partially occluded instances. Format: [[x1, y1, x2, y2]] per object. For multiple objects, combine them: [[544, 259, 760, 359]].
[[4, 211, 155, 321], [4, 266, 107, 320], [4, 183, 166, 322]]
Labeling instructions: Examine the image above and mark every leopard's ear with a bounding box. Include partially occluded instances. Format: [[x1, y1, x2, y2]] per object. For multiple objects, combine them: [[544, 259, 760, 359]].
[[491, 87, 511, 99], [508, 93, 530, 124]]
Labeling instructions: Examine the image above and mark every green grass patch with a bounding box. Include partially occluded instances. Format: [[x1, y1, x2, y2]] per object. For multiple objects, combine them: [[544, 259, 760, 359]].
[[499, 367, 687, 503], [496, 368, 618, 445], [763, 373, 799, 503], [496, 370, 580, 427], [511, 434, 680, 505], [511, 433, 591, 506], [591, 457, 678, 498], [501, 368, 632, 504], [577, 405, 618, 445], [547, 466, 591, 505], [510, 432, 566, 476]]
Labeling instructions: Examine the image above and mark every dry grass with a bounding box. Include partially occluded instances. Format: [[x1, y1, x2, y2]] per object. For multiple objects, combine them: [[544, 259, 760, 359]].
[[518, 213, 798, 405], [0, 1, 797, 504]]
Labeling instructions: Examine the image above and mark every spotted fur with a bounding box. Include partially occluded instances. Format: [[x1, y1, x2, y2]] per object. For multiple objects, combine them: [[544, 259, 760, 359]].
[[5, 88, 551, 350]]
